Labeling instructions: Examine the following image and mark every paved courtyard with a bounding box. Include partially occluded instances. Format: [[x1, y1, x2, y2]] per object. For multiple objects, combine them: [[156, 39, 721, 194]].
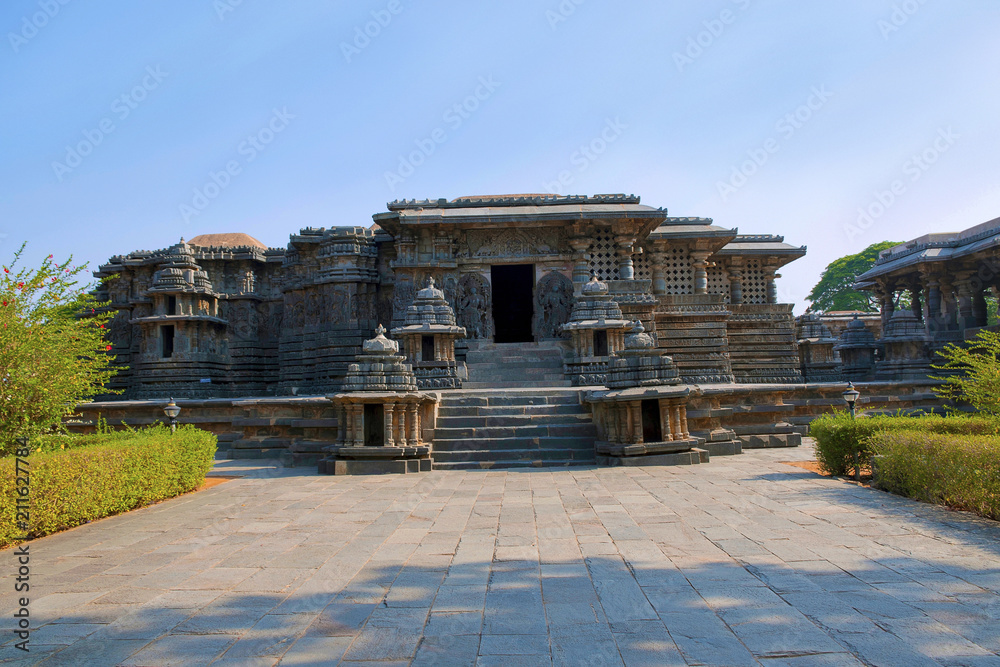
[[3, 441, 1000, 666]]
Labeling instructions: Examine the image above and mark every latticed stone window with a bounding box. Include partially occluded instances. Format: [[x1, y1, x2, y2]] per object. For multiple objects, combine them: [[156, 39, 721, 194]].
[[661, 247, 693, 295], [632, 249, 651, 280], [589, 230, 619, 280], [707, 266, 731, 302], [742, 260, 767, 304]]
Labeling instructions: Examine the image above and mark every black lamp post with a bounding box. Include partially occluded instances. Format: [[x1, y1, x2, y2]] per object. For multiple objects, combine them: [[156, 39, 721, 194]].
[[842, 382, 860, 420], [163, 398, 181, 434], [842, 382, 862, 480]]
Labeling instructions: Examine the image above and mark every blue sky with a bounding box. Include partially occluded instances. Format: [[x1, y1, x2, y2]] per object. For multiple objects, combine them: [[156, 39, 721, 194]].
[[2, 1, 999, 312]]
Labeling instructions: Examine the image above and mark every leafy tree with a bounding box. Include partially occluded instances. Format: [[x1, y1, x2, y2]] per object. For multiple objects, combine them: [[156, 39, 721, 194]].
[[806, 240, 902, 312], [932, 330, 1000, 414], [0, 244, 119, 454]]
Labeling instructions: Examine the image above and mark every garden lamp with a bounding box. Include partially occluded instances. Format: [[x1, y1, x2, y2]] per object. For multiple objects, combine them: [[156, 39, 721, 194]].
[[163, 398, 181, 434], [842, 382, 860, 420]]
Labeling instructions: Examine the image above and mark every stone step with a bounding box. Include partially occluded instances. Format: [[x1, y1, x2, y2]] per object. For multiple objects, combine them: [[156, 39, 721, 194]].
[[436, 413, 594, 428], [432, 436, 596, 452], [463, 381, 574, 388], [433, 424, 598, 440], [431, 459, 592, 470], [438, 403, 588, 418], [441, 393, 582, 407], [433, 448, 596, 463]]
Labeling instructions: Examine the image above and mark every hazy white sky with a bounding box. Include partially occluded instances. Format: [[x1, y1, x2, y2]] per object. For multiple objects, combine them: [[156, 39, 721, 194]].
[[3, 1, 999, 312]]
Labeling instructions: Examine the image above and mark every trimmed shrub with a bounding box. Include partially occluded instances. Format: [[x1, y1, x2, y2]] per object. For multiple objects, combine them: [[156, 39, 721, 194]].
[[1, 425, 216, 548], [810, 411, 1000, 476], [871, 430, 1000, 521]]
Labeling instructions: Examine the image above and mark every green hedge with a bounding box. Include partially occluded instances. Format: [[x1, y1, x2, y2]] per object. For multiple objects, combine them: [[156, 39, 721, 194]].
[[810, 411, 1000, 476], [1, 425, 216, 548], [871, 430, 1000, 521]]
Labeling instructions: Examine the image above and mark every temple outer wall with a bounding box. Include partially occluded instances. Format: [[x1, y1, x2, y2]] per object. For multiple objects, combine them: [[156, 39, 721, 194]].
[[68, 380, 947, 464]]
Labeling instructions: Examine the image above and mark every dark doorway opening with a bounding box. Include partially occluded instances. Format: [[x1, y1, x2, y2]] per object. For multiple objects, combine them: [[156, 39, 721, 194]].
[[161, 325, 174, 358], [641, 399, 662, 443], [421, 335, 435, 362], [491, 264, 534, 343], [364, 404, 383, 447], [167, 295, 177, 315], [593, 330, 609, 357]]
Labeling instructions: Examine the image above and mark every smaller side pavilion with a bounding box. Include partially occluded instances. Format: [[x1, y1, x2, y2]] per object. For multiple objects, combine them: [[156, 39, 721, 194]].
[[319, 325, 436, 475]]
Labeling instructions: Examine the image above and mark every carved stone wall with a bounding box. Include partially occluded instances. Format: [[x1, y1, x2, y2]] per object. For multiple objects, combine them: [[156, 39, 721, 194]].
[[534, 271, 574, 339], [456, 273, 493, 340]]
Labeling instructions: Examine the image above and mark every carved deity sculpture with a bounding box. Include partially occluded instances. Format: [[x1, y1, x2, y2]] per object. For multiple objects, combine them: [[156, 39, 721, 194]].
[[535, 272, 574, 339], [457, 273, 493, 339], [240, 270, 256, 295]]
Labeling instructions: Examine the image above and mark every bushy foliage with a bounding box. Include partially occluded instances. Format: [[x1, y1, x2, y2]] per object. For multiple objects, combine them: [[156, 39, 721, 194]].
[[0, 244, 118, 455], [0, 425, 216, 547], [933, 329, 1000, 414], [810, 411, 1000, 476], [806, 240, 902, 313], [871, 430, 1000, 521]]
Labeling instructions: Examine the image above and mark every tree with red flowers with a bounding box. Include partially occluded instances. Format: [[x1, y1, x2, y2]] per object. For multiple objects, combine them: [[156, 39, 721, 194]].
[[0, 244, 119, 455]]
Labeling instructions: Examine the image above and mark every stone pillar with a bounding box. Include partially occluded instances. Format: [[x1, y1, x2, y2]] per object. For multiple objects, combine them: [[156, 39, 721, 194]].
[[407, 404, 419, 445], [384, 403, 396, 447], [397, 405, 408, 446], [764, 269, 778, 304], [666, 401, 678, 440], [956, 273, 975, 329], [569, 238, 592, 286], [878, 285, 895, 329], [679, 405, 689, 438], [973, 288, 989, 327], [691, 251, 711, 295], [729, 269, 744, 305], [939, 276, 958, 330], [615, 238, 636, 281], [351, 404, 363, 447], [910, 285, 923, 321], [651, 253, 667, 296], [659, 401, 670, 441], [336, 404, 347, 445]]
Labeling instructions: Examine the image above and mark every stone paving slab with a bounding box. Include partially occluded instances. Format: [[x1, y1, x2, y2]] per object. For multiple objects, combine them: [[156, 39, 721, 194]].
[[2, 442, 1000, 665]]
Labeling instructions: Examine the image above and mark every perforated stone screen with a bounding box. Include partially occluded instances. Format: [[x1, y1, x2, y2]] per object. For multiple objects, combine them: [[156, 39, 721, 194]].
[[589, 230, 619, 280], [743, 260, 768, 304], [707, 266, 731, 302]]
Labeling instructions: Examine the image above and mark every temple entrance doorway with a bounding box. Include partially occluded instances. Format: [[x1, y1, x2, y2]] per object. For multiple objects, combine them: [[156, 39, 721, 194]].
[[491, 264, 535, 343]]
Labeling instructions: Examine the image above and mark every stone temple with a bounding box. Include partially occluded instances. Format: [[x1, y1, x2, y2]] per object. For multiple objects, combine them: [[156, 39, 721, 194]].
[[81, 194, 942, 471]]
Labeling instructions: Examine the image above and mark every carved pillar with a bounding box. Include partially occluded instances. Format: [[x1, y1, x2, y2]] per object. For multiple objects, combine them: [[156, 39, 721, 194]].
[[659, 401, 670, 441], [569, 238, 592, 286], [728, 268, 744, 305], [384, 403, 396, 447], [939, 276, 958, 330], [691, 251, 711, 295], [910, 284, 923, 321], [679, 405, 689, 439], [878, 283, 895, 328], [763, 268, 778, 304], [615, 238, 635, 281], [955, 272, 975, 329], [351, 403, 363, 447], [407, 403, 419, 444], [651, 252, 667, 296], [336, 404, 347, 445], [629, 401, 642, 444], [397, 404, 407, 447], [973, 288, 988, 327]]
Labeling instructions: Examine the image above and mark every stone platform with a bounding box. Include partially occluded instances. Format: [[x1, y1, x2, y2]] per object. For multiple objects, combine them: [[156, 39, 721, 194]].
[[4, 442, 1000, 665]]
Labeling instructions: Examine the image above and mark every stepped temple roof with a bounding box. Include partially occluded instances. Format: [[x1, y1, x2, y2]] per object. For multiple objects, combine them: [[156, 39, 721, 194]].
[[188, 233, 267, 249]]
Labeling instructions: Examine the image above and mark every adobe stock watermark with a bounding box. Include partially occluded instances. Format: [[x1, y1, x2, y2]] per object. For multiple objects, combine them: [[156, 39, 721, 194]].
[[843, 126, 958, 242], [674, 0, 752, 73], [545, 0, 586, 31], [384, 76, 501, 192], [8, 0, 73, 53], [214, 0, 246, 21], [51, 66, 168, 182], [543, 117, 627, 194], [878, 0, 929, 40], [341, 0, 403, 63], [179, 108, 294, 223], [716, 84, 833, 202]]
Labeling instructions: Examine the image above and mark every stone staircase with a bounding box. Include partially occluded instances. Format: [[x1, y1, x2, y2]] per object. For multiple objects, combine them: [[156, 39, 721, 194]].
[[463, 341, 571, 388], [431, 389, 597, 470]]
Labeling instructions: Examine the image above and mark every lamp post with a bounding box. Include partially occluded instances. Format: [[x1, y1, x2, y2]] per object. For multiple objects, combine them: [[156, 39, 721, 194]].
[[163, 398, 181, 434], [842, 382, 861, 480], [842, 382, 860, 420]]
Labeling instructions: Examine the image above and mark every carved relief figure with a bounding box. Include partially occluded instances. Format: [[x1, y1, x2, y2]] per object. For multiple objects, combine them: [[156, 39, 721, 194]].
[[534, 272, 574, 339], [393, 279, 415, 322], [307, 292, 321, 326], [240, 270, 256, 295], [457, 273, 493, 339]]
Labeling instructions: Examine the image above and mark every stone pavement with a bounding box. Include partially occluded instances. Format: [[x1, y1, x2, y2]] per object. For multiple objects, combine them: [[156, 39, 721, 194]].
[[2, 441, 1000, 666]]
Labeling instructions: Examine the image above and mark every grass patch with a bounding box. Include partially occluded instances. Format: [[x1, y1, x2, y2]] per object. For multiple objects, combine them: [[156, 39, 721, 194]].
[[1, 424, 216, 548]]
